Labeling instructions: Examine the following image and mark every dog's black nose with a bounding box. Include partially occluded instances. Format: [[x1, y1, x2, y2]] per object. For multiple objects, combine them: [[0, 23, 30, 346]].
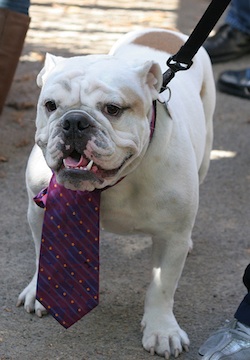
[[62, 112, 90, 137]]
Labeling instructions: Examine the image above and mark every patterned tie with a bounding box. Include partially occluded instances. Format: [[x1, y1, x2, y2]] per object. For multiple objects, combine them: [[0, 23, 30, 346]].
[[35, 173, 101, 329]]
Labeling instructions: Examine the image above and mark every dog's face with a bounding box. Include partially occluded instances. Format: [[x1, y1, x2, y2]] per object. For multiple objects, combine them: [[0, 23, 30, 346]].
[[35, 54, 162, 191]]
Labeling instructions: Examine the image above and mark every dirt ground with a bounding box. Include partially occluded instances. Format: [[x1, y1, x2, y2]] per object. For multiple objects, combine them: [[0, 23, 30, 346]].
[[1, 0, 250, 359]]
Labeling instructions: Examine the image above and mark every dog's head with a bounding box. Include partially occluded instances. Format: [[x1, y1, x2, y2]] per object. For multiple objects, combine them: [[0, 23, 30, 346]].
[[35, 53, 162, 191]]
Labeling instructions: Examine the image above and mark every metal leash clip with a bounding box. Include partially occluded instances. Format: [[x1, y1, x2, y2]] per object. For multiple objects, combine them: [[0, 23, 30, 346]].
[[160, 56, 193, 93]]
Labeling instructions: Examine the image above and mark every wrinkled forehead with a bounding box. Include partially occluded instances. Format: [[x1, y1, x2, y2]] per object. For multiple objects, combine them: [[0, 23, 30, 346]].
[[41, 55, 144, 103], [47, 55, 137, 88]]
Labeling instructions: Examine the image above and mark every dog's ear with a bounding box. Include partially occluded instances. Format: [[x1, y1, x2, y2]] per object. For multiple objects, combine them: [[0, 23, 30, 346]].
[[37, 53, 65, 88], [135, 61, 163, 100]]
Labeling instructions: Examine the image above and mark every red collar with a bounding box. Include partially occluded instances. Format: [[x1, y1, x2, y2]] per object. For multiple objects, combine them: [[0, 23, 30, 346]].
[[150, 101, 157, 141]]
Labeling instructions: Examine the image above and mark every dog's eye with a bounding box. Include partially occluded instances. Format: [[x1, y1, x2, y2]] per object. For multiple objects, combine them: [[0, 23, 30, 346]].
[[104, 104, 122, 117], [45, 100, 57, 112]]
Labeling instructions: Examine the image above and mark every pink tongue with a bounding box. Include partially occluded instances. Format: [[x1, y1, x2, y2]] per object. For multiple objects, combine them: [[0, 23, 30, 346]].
[[63, 155, 89, 168]]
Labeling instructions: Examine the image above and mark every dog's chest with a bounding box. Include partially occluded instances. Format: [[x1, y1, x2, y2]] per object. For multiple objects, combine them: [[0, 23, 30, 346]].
[[99, 183, 157, 235], [100, 188, 143, 234]]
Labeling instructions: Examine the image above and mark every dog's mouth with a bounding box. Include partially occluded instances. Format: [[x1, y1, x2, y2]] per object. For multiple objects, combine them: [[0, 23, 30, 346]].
[[59, 150, 131, 184], [63, 150, 98, 173]]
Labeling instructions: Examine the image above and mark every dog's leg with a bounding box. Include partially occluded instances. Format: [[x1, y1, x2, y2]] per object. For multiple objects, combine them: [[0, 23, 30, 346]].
[[198, 48, 216, 184], [141, 232, 191, 358], [17, 145, 51, 317], [16, 187, 47, 317]]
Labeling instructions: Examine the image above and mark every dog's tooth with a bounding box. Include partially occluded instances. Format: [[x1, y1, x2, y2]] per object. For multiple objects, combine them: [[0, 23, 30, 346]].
[[86, 160, 94, 171]]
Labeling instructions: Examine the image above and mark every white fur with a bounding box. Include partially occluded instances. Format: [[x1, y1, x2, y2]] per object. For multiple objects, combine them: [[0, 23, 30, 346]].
[[17, 29, 215, 358]]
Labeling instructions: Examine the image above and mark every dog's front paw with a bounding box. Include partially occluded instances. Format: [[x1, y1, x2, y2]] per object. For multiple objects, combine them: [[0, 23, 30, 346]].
[[16, 275, 47, 317], [141, 312, 190, 359]]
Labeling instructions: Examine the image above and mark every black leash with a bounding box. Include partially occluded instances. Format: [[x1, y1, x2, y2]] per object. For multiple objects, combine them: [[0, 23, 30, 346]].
[[160, 0, 232, 92]]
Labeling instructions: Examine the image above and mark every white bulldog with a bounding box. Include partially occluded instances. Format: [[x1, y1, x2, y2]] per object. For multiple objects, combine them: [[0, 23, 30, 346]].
[[17, 29, 215, 358]]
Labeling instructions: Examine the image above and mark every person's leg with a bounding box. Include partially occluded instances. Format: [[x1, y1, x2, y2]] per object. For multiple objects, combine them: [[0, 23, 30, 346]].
[[0, 0, 30, 15], [199, 264, 250, 359], [226, 0, 250, 35], [203, 0, 250, 63], [0, 0, 30, 114], [235, 264, 250, 325]]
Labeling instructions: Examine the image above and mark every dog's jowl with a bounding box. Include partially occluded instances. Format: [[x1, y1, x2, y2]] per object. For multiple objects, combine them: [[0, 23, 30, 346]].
[[17, 29, 215, 358]]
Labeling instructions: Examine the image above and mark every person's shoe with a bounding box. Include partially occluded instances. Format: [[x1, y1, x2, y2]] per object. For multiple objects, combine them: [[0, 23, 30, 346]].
[[198, 319, 250, 359], [217, 68, 250, 100], [203, 24, 250, 63]]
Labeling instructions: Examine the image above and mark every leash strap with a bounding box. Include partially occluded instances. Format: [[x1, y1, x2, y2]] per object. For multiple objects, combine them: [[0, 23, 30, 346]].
[[160, 0, 232, 92]]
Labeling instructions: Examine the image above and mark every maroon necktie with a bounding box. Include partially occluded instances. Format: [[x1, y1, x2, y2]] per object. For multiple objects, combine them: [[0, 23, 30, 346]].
[[35, 173, 101, 328]]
